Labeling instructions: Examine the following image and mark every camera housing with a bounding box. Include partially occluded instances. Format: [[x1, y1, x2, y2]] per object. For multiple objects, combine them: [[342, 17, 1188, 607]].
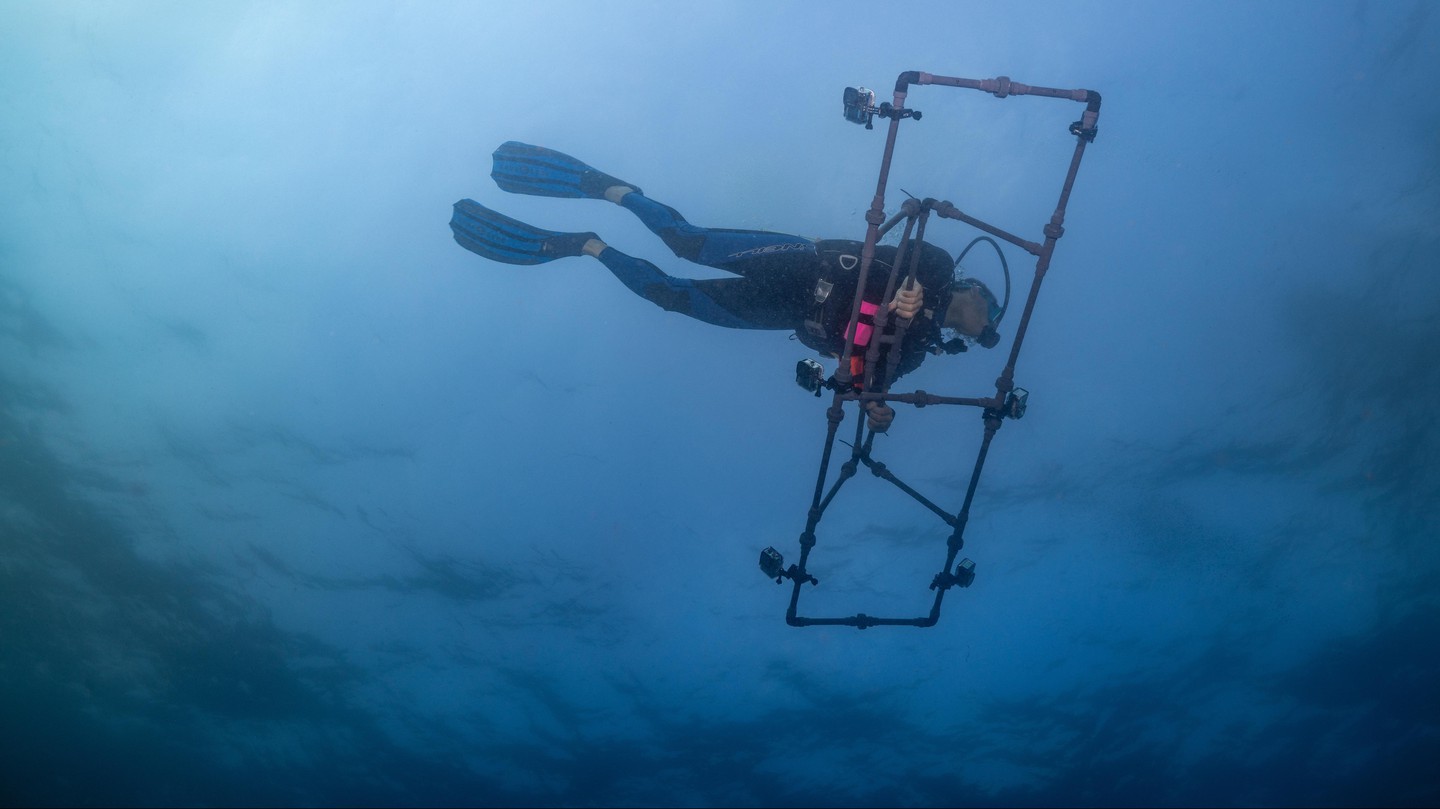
[[843, 86, 877, 127], [759, 547, 786, 581], [795, 358, 825, 396], [1005, 387, 1029, 419], [954, 558, 976, 588]]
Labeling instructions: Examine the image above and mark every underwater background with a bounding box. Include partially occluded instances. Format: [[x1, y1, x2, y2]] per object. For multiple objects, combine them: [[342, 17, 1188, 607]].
[[2, 1, 1437, 806]]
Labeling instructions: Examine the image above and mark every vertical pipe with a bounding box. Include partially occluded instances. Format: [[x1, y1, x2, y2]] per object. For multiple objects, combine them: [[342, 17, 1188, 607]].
[[999, 136, 1091, 385], [837, 84, 909, 386], [863, 214, 918, 391]]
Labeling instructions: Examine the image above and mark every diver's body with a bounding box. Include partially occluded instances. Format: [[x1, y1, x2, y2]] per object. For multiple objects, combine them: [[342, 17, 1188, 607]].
[[594, 193, 966, 376], [450, 142, 1002, 430]]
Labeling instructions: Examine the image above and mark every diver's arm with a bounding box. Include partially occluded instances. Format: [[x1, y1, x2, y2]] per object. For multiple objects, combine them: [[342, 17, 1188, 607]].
[[893, 340, 929, 380], [845, 281, 919, 434]]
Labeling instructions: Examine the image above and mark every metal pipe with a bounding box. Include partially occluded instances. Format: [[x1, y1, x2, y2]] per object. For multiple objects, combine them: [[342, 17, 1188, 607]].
[[933, 202, 1043, 256], [836, 98, 909, 386]]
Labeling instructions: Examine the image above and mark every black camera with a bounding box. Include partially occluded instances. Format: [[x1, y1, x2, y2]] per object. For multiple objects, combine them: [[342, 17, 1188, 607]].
[[796, 358, 825, 396], [843, 86, 921, 130], [1004, 387, 1029, 419], [954, 558, 976, 588], [759, 547, 786, 581], [843, 86, 877, 127]]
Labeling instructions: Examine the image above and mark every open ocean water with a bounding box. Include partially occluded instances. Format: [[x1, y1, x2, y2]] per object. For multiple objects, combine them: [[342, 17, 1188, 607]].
[[2, 1, 1437, 806]]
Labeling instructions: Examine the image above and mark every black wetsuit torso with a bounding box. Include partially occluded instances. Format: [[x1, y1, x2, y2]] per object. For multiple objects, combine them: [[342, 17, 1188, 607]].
[[793, 239, 956, 381]]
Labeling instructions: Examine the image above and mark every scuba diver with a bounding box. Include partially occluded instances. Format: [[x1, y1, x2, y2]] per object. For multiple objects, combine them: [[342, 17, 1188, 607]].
[[450, 142, 1003, 432]]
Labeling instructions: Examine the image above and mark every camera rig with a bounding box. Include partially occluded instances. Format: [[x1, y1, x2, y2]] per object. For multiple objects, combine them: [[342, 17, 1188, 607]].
[[842, 86, 923, 129], [762, 72, 1102, 629]]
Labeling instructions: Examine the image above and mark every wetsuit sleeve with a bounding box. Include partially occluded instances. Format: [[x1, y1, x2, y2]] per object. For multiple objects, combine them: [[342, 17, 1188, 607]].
[[917, 259, 953, 291], [917, 246, 956, 316], [892, 339, 928, 381]]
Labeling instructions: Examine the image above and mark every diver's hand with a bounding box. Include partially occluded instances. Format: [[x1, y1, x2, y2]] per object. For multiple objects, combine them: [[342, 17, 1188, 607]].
[[865, 400, 895, 433], [890, 281, 923, 320]]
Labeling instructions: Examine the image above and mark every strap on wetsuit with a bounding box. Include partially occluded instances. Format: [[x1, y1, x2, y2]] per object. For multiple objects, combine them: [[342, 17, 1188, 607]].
[[803, 252, 859, 343]]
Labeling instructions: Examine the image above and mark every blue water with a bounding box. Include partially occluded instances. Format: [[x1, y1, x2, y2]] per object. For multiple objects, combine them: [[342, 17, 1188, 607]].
[[2, 2, 1437, 806]]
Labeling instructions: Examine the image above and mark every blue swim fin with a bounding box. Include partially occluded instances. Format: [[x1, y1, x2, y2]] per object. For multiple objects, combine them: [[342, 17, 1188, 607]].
[[450, 199, 596, 265], [490, 141, 641, 199]]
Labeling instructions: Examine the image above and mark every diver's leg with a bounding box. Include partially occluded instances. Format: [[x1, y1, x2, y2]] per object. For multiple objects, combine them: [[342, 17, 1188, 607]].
[[489, 142, 815, 273], [585, 239, 807, 329], [616, 193, 817, 274]]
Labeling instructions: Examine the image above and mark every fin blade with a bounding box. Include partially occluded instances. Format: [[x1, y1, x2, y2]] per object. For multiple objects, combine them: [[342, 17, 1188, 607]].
[[449, 199, 561, 265], [491, 141, 591, 198]]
